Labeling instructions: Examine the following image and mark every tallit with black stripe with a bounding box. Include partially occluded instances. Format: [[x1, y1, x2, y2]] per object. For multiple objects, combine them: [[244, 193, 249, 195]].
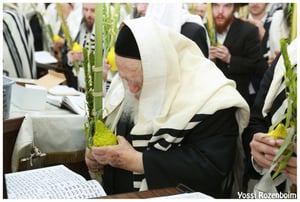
[[74, 20, 95, 52], [104, 17, 250, 191], [253, 38, 297, 194], [262, 38, 297, 125], [3, 8, 36, 78]]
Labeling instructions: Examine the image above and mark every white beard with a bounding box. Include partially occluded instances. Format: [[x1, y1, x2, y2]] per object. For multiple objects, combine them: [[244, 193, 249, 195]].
[[120, 88, 139, 124]]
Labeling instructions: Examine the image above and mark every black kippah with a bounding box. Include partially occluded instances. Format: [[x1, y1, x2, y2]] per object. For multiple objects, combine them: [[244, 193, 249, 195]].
[[115, 25, 141, 59]]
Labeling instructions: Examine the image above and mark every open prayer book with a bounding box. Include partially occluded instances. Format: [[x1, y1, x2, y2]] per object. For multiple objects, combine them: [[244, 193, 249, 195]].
[[5, 165, 106, 199], [47, 94, 86, 115], [48, 85, 82, 96], [34, 51, 58, 64], [46, 86, 87, 115]]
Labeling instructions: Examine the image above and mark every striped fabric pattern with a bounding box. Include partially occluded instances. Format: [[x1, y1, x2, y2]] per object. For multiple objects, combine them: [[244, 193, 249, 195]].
[[3, 10, 36, 79], [74, 21, 95, 52], [262, 39, 297, 124], [131, 112, 210, 190], [131, 113, 211, 191], [82, 31, 95, 51]]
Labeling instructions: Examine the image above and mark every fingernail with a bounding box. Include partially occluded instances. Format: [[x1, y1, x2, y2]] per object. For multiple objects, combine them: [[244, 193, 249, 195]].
[[268, 139, 275, 145]]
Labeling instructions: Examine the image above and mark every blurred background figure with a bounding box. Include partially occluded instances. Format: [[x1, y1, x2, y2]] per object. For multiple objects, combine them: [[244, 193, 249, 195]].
[[15, 3, 48, 51], [61, 3, 96, 90], [268, 3, 291, 67], [247, 3, 271, 60], [43, 3, 82, 61], [209, 3, 268, 106], [3, 3, 37, 79], [194, 3, 207, 21], [132, 3, 148, 18], [246, 3, 272, 106], [146, 3, 209, 57]]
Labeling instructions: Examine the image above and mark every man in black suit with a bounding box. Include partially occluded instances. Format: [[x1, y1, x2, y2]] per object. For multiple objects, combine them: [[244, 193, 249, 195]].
[[209, 3, 268, 106], [246, 3, 272, 105]]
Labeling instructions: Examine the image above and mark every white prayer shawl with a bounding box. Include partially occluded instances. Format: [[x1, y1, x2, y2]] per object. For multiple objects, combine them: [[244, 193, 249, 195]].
[[253, 38, 297, 194], [262, 38, 297, 124], [145, 3, 210, 48], [3, 6, 37, 79], [104, 17, 249, 190], [67, 4, 83, 40], [75, 24, 96, 90], [43, 3, 82, 40], [269, 9, 290, 57]]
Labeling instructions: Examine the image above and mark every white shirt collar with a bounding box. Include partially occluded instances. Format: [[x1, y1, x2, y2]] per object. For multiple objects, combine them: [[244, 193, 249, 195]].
[[216, 25, 231, 45]]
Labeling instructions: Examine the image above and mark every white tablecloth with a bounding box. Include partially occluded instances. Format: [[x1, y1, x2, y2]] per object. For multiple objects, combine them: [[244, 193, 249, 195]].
[[9, 103, 87, 172]]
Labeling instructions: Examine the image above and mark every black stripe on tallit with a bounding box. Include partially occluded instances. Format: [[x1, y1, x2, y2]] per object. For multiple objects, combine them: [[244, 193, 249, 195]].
[[152, 113, 211, 138], [4, 11, 34, 78], [3, 17, 22, 77], [16, 11, 34, 78], [151, 137, 178, 149], [266, 85, 288, 122], [133, 174, 145, 191], [130, 134, 152, 151], [146, 113, 212, 149], [131, 133, 152, 140], [133, 174, 144, 181], [83, 32, 95, 51], [23, 15, 34, 78], [190, 113, 211, 122], [153, 128, 185, 139]]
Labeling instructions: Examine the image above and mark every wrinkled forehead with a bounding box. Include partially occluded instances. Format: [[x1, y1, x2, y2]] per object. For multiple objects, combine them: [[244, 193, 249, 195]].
[[116, 56, 142, 78]]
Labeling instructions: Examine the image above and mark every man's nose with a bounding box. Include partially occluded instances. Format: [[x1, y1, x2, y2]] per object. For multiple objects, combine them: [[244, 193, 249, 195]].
[[128, 82, 140, 93], [87, 10, 93, 17]]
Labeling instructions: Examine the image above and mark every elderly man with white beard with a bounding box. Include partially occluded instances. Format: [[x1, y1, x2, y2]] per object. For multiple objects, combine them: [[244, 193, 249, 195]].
[[85, 17, 250, 198]]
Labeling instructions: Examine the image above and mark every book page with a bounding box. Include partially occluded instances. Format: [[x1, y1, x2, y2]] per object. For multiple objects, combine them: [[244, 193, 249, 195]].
[[48, 85, 81, 96], [34, 51, 58, 64], [62, 95, 87, 115], [25, 83, 47, 91], [5, 165, 106, 199], [151, 192, 214, 199], [46, 94, 63, 107]]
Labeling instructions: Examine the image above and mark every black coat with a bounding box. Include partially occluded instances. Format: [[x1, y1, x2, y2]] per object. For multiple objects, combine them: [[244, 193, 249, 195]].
[[215, 18, 268, 104], [242, 54, 282, 179], [181, 22, 209, 58], [102, 107, 239, 198]]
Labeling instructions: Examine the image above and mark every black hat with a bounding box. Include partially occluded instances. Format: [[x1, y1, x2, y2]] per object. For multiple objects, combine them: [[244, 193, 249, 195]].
[[115, 25, 141, 60]]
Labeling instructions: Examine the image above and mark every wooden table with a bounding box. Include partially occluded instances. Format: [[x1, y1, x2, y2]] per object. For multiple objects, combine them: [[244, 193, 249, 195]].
[[98, 184, 193, 199], [3, 116, 25, 199], [3, 116, 25, 174]]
